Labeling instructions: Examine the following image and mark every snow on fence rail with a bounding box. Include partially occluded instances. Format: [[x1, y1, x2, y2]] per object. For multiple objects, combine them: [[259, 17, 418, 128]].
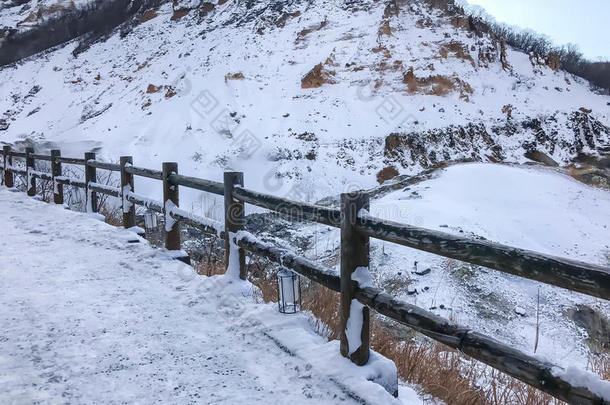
[[1, 145, 610, 404]]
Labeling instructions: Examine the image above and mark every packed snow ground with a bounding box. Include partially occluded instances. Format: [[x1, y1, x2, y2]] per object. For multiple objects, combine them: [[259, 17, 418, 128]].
[[0, 188, 419, 404]]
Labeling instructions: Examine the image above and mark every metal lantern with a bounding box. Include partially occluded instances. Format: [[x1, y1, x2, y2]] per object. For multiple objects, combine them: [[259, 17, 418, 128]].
[[144, 209, 158, 230], [277, 268, 301, 314]]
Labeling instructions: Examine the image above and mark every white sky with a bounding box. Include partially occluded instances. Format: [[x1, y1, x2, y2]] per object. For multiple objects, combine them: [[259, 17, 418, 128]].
[[462, 0, 609, 61]]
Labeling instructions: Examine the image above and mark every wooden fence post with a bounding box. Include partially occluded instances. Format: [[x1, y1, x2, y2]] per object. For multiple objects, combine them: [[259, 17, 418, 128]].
[[3, 145, 13, 188], [224, 171, 246, 280], [120, 156, 135, 228], [85, 152, 97, 213], [340, 192, 370, 366], [25, 147, 36, 196], [162, 162, 189, 263], [51, 149, 63, 205], [162, 162, 178, 249]]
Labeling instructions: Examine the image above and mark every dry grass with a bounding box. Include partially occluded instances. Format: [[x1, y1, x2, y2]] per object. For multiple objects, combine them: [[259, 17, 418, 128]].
[[591, 355, 610, 381], [193, 249, 226, 277], [99, 204, 123, 227]]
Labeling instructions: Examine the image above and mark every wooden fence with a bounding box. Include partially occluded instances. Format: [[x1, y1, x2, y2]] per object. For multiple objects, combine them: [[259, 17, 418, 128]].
[[1, 145, 609, 404]]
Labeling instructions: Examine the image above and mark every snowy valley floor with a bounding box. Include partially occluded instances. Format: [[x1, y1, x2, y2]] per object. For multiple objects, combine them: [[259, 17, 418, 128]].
[[0, 188, 416, 404]]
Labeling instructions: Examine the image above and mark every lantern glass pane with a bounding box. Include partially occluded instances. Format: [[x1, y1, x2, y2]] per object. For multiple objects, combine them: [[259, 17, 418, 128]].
[[277, 269, 300, 314], [144, 211, 157, 229]]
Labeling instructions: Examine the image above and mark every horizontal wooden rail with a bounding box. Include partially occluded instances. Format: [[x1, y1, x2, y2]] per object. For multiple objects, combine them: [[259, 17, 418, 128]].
[[55, 176, 86, 188], [356, 215, 610, 300], [232, 186, 341, 227], [167, 206, 224, 238], [86, 160, 121, 171], [55, 156, 86, 165], [125, 165, 163, 180], [125, 192, 164, 213], [168, 173, 224, 195], [88, 182, 121, 197], [235, 231, 341, 292], [10, 151, 27, 158], [29, 153, 53, 161]]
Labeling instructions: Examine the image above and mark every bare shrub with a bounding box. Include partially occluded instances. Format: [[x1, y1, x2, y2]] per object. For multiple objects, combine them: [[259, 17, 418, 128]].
[[377, 166, 399, 184], [301, 63, 336, 88], [224, 72, 245, 81]]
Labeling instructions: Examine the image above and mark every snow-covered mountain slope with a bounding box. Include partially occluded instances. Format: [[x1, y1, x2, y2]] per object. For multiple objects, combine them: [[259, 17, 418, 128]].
[[0, 187, 416, 404], [1, 0, 609, 206], [283, 163, 610, 369]]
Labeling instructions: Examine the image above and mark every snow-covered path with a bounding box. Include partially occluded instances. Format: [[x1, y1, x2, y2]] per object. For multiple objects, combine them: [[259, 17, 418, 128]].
[[0, 188, 405, 404]]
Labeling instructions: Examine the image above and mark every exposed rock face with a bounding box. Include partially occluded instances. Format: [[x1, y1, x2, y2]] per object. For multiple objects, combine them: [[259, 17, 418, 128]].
[[567, 305, 610, 353], [384, 122, 503, 168], [382, 112, 610, 169], [0, 0, 167, 66]]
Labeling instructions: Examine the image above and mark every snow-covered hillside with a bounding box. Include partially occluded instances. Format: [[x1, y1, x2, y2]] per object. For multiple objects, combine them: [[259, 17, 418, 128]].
[[1, 0, 609, 206], [0, 187, 419, 404]]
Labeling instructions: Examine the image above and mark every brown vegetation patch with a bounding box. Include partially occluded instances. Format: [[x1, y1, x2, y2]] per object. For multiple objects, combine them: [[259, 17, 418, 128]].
[[371, 46, 392, 61], [478, 45, 496, 67], [218, 0, 228, 5], [225, 72, 245, 81], [546, 52, 560, 70], [198, 2, 215, 16], [402, 68, 472, 99], [416, 17, 433, 28], [276, 10, 301, 28], [171, 9, 189, 21], [164, 87, 176, 98], [145, 84, 176, 98], [141, 8, 158, 22], [502, 104, 513, 120], [296, 20, 327, 43], [566, 165, 610, 189], [377, 166, 399, 184], [378, 20, 392, 37], [135, 61, 149, 72], [439, 41, 475, 67], [451, 16, 470, 29], [301, 63, 335, 89], [146, 84, 162, 93]]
